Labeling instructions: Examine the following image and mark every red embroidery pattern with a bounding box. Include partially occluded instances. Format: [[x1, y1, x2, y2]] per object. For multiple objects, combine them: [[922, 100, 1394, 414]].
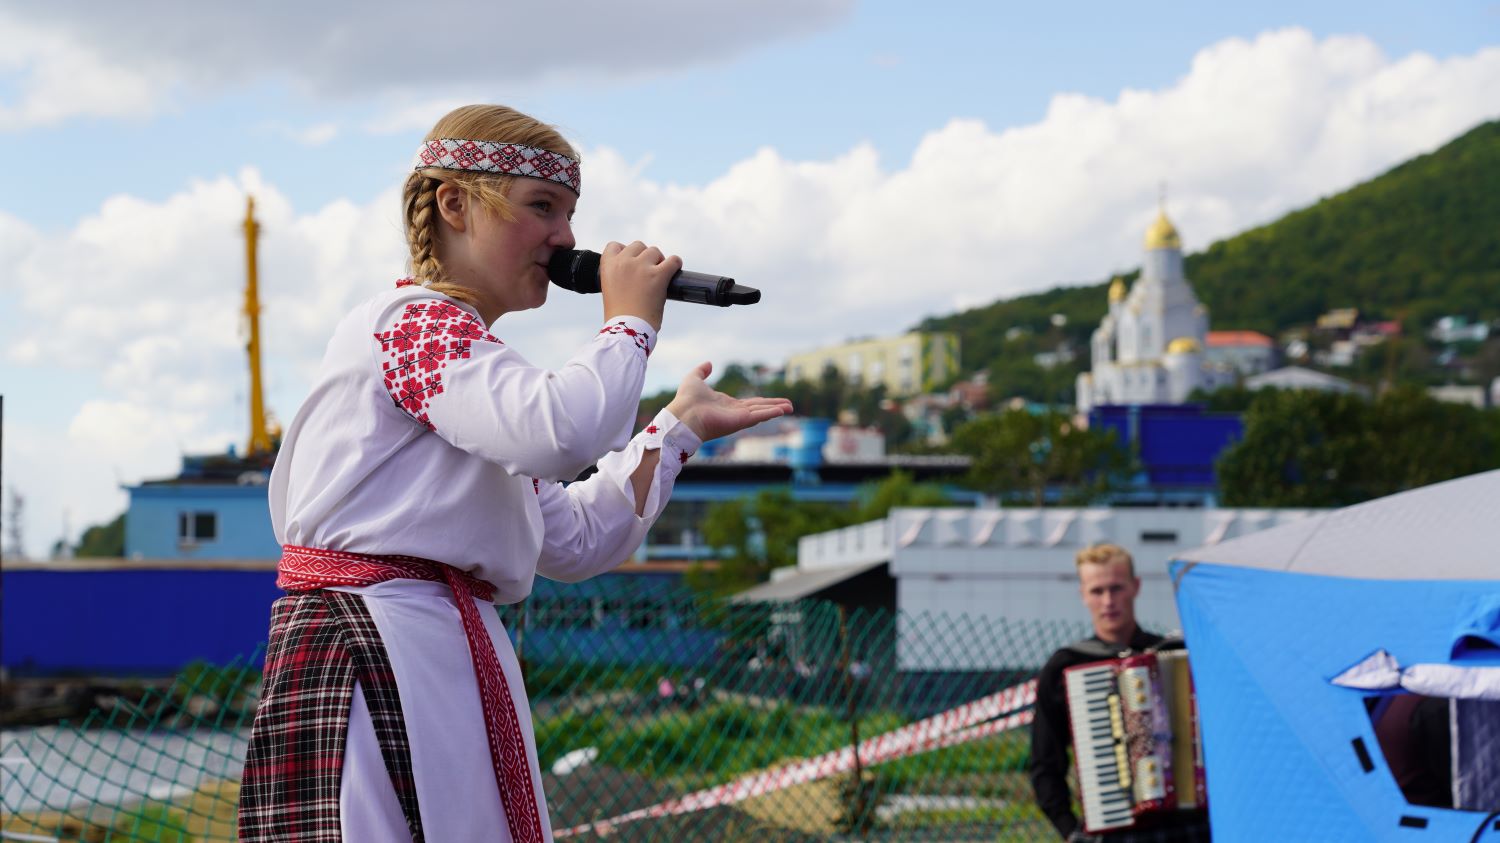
[[533, 478, 541, 495], [598, 321, 652, 357], [640, 422, 693, 464], [395, 277, 419, 288], [438, 564, 547, 843], [374, 300, 502, 430], [278, 545, 493, 601], [277, 546, 546, 843]]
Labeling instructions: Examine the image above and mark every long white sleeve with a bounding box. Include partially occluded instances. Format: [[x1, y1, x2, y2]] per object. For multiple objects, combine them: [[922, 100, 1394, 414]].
[[534, 409, 701, 583], [370, 295, 656, 481]]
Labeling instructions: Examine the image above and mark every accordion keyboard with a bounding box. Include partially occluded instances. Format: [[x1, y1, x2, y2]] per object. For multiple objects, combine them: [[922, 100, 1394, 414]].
[[1065, 663, 1135, 831]]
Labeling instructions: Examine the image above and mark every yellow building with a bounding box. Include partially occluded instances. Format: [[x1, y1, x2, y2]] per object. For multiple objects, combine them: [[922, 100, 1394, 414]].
[[784, 332, 961, 397]]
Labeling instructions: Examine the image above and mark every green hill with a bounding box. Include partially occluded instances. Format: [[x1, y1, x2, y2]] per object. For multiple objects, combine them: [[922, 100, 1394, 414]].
[[919, 119, 1500, 398]]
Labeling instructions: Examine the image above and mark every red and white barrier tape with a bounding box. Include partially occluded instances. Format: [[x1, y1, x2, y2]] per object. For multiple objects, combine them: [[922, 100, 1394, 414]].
[[554, 677, 1037, 838]]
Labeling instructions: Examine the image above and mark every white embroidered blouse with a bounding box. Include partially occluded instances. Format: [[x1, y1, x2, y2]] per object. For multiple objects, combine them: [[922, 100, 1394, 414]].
[[269, 285, 700, 603]]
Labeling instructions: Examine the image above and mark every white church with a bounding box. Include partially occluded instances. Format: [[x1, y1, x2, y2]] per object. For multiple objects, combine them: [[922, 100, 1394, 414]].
[[1075, 206, 1233, 413]]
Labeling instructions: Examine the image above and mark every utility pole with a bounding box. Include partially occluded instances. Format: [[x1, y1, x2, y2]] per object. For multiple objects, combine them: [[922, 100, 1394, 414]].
[[5, 487, 24, 561], [0, 395, 16, 560]]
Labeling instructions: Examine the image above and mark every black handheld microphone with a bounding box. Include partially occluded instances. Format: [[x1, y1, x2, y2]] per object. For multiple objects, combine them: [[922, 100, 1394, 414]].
[[547, 249, 761, 307]]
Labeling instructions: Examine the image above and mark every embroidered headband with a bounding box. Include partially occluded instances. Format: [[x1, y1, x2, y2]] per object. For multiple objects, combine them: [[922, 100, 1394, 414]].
[[413, 138, 582, 195]]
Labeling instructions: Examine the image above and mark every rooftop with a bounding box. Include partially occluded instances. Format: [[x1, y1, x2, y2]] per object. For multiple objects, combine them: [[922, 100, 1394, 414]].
[[1206, 330, 1273, 348]]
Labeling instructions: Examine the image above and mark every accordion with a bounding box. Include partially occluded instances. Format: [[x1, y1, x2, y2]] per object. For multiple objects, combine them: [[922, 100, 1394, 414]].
[[1063, 649, 1207, 833]]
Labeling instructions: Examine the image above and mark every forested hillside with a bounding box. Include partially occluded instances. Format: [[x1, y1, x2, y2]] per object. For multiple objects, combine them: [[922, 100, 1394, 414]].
[[919, 119, 1500, 395]]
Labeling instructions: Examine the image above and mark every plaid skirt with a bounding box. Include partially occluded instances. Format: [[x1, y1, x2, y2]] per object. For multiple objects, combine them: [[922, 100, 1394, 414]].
[[238, 590, 425, 842]]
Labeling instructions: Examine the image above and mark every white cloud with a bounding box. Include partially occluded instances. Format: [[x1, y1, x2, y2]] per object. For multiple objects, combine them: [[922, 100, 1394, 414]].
[[259, 121, 340, 146], [0, 0, 855, 127], [567, 30, 1499, 371], [362, 99, 474, 136], [2, 406, 190, 559], [0, 9, 173, 129], [4, 28, 1499, 556]]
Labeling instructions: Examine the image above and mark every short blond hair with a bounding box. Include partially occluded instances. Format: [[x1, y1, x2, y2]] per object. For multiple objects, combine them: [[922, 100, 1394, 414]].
[[1075, 543, 1135, 577], [402, 104, 579, 306]]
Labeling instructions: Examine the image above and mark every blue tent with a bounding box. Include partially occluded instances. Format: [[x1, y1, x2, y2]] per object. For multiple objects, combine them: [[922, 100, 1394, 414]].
[[1171, 470, 1500, 842]]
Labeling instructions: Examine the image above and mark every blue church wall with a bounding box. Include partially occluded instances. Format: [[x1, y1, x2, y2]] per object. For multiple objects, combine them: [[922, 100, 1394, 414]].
[[1091, 404, 1244, 489]]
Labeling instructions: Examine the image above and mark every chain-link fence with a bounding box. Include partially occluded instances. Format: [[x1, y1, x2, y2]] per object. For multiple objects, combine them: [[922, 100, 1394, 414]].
[[2, 582, 1105, 842]]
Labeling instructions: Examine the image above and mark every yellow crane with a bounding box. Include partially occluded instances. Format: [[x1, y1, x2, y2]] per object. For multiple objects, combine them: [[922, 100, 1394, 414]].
[[243, 196, 276, 457]]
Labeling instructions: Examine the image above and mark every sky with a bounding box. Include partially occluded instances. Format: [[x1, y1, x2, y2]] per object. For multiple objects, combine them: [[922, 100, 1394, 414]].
[[1, 1, 1497, 558]]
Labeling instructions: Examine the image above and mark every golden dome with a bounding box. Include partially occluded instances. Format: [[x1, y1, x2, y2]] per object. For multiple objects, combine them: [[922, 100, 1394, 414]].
[[1108, 277, 1128, 303], [1166, 336, 1201, 355], [1144, 209, 1181, 250]]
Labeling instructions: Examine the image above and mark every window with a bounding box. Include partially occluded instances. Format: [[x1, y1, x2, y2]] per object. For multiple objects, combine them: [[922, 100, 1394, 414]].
[[1139, 530, 1178, 543], [178, 511, 217, 544]]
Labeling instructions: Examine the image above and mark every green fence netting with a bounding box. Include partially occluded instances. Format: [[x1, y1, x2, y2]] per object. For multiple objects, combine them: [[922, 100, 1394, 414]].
[[2, 582, 1124, 842]]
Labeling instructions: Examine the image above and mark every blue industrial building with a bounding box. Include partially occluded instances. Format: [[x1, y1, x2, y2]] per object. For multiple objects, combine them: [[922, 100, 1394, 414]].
[[2, 562, 283, 675], [0, 562, 719, 676], [119, 421, 975, 564], [5, 420, 973, 676], [121, 451, 279, 560]]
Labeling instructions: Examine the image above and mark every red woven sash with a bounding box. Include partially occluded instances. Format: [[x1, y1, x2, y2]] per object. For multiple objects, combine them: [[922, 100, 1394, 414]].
[[278, 545, 546, 843]]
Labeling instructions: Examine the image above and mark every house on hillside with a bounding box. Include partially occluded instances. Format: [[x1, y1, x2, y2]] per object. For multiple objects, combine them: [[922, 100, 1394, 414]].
[[1205, 330, 1276, 376], [784, 332, 960, 398], [1244, 365, 1366, 395], [1430, 315, 1491, 345]]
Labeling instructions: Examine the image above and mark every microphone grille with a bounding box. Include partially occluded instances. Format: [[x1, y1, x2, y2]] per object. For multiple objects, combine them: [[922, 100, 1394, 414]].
[[547, 249, 601, 294]]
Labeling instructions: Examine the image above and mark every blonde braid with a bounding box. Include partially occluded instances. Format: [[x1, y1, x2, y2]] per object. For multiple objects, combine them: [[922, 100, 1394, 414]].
[[401, 173, 479, 306], [403, 174, 442, 284]]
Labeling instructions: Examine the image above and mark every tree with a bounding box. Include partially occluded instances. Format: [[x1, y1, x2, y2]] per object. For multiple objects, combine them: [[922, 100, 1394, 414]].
[[76, 512, 127, 558], [690, 489, 848, 595], [636, 386, 676, 429], [1188, 384, 1257, 413], [689, 471, 956, 595], [712, 363, 755, 397], [1215, 390, 1376, 507], [851, 469, 952, 522], [949, 409, 1131, 506], [1216, 386, 1500, 507]]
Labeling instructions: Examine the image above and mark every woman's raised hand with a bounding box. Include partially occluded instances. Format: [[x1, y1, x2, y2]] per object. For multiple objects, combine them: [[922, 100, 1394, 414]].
[[599, 240, 680, 332], [665, 362, 794, 442]]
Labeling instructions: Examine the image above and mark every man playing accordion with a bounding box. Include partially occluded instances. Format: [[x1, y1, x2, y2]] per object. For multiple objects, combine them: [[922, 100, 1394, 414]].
[[1028, 543, 1212, 842]]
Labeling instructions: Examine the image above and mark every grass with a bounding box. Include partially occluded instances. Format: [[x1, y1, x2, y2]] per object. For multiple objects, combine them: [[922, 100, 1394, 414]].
[[1, 779, 239, 843], [538, 696, 1030, 789]]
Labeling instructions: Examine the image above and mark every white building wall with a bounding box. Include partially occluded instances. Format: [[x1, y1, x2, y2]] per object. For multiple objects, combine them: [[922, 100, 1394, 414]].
[[797, 506, 1320, 670]]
